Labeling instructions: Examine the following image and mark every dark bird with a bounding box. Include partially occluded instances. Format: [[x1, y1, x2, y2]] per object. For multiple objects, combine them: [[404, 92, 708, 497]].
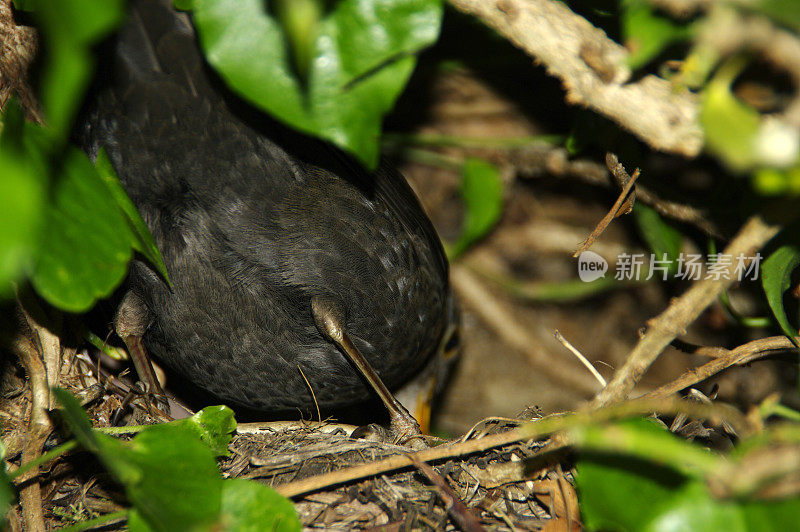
[[77, 0, 457, 440]]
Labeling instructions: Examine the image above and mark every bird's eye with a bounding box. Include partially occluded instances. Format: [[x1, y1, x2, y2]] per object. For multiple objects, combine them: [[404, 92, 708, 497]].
[[443, 327, 460, 353]]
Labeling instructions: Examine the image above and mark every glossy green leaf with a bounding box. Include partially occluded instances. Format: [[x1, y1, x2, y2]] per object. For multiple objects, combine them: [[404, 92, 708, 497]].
[[634, 204, 682, 276], [127, 509, 153, 532], [274, 0, 325, 80], [571, 418, 721, 477], [32, 0, 125, 139], [30, 146, 133, 312], [95, 149, 171, 286], [0, 103, 46, 296], [761, 246, 800, 349], [577, 418, 800, 532], [124, 424, 222, 531], [578, 453, 689, 531], [53, 388, 223, 532], [51, 388, 139, 482], [448, 158, 503, 259], [171, 405, 237, 457], [220, 478, 301, 532], [12, 0, 36, 10], [172, 0, 195, 10], [701, 60, 761, 172], [191, 0, 443, 168], [621, 0, 693, 69]]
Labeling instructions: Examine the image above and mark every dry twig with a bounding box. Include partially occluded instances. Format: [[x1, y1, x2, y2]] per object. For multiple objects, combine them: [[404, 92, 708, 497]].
[[554, 330, 606, 387], [573, 155, 640, 256], [591, 216, 780, 407], [512, 147, 721, 237], [644, 336, 800, 398], [409, 456, 486, 532], [13, 335, 49, 532], [0, 0, 40, 121], [276, 396, 752, 498]]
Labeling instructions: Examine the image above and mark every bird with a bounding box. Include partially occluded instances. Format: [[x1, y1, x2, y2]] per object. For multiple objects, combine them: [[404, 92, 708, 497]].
[[77, 0, 458, 441]]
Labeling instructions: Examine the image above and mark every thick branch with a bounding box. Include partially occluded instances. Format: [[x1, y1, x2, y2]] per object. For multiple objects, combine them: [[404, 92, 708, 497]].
[[447, 0, 703, 156]]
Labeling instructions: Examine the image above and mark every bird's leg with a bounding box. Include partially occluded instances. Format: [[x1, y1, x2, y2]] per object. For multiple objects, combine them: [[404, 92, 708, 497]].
[[311, 296, 428, 449], [114, 291, 168, 415]]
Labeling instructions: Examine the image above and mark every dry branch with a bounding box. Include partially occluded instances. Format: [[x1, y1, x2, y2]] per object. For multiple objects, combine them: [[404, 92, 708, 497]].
[[573, 155, 640, 257], [644, 336, 800, 398], [447, 0, 703, 155], [591, 216, 780, 407], [275, 396, 753, 498]]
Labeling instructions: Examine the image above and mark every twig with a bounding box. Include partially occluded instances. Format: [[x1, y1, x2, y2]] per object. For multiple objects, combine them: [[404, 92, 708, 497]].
[[554, 330, 606, 387], [670, 338, 731, 358], [0, 0, 42, 122], [591, 216, 780, 407], [450, 264, 602, 396], [644, 336, 800, 399], [446, 0, 702, 155], [13, 335, 49, 532], [512, 147, 721, 237], [276, 396, 752, 498], [409, 456, 487, 532], [573, 156, 640, 256]]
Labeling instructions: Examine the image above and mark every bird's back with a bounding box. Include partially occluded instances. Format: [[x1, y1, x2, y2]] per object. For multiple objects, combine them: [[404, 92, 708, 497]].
[[78, 0, 450, 413]]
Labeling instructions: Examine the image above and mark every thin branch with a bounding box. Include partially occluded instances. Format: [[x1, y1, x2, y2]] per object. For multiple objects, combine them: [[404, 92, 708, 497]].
[[554, 330, 607, 387], [644, 336, 800, 398], [573, 156, 640, 256], [13, 335, 49, 532], [276, 396, 752, 498], [511, 146, 721, 237], [446, 0, 702, 156], [591, 216, 780, 407], [409, 456, 486, 532]]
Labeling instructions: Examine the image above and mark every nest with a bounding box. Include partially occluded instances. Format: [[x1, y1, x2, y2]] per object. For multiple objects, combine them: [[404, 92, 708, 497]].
[[2, 343, 579, 531]]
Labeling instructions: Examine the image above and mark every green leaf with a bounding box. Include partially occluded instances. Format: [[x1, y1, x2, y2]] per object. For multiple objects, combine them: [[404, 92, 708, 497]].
[[571, 418, 721, 478], [171, 405, 237, 457], [191, 0, 443, 168], [124, 424, 222, 531], [755, 0, 800, 32], [701, 59, 761, 172], [633, 204, 682, 275], [32, 0, 125, 139], [621, 0, 694, 69], [51, 388, 105, 453], [220, 478, 301, 532], [127, 509, 152, 532], [448, 158, 503, 259], [53, 389, 223, 532], [576, 419, 800, 532], [761, 246, 800, 349], [274, 0, 325, 80], [30, 146, 133, 312], [173, 0, 195, 10], [578, 454, 688, 531], [0, 103, 46, 296], [95, 149, 171, 286], [738, 498, 800, 531]]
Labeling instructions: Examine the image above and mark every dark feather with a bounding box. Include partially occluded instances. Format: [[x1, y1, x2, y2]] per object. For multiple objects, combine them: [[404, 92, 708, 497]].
[[78, 0, 450, 413]]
